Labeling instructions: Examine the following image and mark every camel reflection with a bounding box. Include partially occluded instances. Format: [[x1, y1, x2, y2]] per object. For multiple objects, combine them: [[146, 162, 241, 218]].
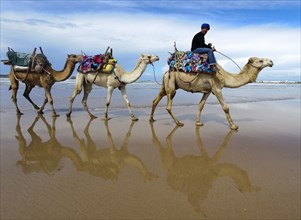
[[68, 118, 157, 182], [15, 115, 157, 182], [16, 115, 80, 174], [150, 123, 260, 213]]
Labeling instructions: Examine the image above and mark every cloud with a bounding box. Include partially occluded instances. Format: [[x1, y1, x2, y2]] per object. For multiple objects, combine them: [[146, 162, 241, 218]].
[[1, 8, 300, 81]]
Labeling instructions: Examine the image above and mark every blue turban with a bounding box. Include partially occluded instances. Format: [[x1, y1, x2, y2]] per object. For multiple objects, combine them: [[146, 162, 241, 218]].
[[201, 23, 210, 30]]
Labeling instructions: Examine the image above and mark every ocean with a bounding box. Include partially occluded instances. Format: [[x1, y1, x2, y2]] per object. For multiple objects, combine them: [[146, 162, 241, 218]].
[[1, 78, 300, 114]]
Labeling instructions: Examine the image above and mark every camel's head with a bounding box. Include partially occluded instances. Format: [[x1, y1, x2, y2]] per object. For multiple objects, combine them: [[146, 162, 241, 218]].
[[248, 57, 273, 69], [140, 53, 160, 64], [67, 54, 83, 63]]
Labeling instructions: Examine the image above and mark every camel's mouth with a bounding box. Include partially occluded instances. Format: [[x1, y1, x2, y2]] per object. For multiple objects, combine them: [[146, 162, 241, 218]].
[[268, 61, 274, 67], [152, 56, 160, 62]]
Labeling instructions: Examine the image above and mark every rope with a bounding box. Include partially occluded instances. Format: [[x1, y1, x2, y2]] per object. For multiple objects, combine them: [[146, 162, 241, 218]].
[[215, 51, 242, 71], [177, 71, 201, 83], [113, 69, 126, 85], [151, 63, 161, 85]]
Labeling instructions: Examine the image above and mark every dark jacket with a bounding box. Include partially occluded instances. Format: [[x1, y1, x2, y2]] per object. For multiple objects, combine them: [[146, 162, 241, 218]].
[[191, 31, 212, 51]]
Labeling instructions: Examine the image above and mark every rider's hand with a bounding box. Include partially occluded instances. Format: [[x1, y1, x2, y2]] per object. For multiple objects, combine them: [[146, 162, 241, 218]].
[[212, 46, 216, 52]]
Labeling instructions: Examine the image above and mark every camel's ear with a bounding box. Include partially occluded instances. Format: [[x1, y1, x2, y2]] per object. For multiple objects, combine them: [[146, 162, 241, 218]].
[[248, 58, 254, 64]]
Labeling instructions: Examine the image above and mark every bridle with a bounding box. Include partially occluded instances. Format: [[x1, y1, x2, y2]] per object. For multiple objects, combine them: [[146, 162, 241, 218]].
[[248, 61, 264, 69]]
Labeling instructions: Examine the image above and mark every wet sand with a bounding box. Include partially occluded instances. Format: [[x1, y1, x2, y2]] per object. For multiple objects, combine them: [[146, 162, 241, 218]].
[[0, 96, 300, 219]]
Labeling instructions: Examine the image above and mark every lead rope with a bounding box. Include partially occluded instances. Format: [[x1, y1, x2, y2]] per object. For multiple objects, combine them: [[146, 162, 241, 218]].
[[151, 63, 161, 85], [215, 51, 242, 71]]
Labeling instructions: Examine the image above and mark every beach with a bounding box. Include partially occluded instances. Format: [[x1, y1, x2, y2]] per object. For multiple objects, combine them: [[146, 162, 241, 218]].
[[0, 79, 300, 219]]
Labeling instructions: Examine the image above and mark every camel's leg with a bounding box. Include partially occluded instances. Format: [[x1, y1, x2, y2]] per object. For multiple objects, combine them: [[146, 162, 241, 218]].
[[119, 86, 138, 121], [39, 86, 59, 117], [150, 85, 166, 122], [23, 84, 39, 110], [214, 89, 238, 130], [38, 95, 48, 115], [9, 72, 23, 115], [66, 73, 84, 117], [163, 72, 183, 126], [81, 83, 96, 118], [103, 86, 114, 120], [195, 93, 210, 126], [166, 90, 183, 126]]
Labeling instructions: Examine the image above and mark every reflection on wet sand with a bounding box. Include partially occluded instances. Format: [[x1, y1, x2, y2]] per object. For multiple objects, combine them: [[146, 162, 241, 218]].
[[68, 118, 158, 181], [16, 115, 80, 174], [150, 123, 260, 214], [15, 115, 157, 182]]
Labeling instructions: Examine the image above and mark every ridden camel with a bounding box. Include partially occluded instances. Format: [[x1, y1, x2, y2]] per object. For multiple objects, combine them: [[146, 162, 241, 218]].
[[150, 57, 273, 129], [150, 123, 260, 213], [8, 54, 82, 117], [66, 54, 159, 120]]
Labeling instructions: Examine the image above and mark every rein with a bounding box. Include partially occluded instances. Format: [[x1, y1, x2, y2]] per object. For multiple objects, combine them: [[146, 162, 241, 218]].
[[151, 63, 161, 85], [215, 51, 242, 71]]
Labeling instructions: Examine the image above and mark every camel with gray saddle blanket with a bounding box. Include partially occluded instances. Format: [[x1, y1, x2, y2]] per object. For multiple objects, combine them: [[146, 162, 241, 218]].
[[2, 47, 82, 117]]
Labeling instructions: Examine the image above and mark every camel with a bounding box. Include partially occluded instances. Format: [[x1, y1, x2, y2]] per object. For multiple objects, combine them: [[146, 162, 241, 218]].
[[66, 53, 159, 120], [15, 115, 157, 181], [150, 57, 273, 129], [150, 123, 260, 214], [7, 54, 82, 117]]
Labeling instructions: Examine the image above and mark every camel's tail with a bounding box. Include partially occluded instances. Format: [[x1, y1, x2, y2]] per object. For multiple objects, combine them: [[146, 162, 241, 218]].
[[9, 85, 12, 90]]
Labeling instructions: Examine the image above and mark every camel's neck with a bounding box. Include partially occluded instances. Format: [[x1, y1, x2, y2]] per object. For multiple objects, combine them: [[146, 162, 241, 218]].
[[217, 64, 260, 88], [47, 60, 76, 82], [119, 59, 147, 84]]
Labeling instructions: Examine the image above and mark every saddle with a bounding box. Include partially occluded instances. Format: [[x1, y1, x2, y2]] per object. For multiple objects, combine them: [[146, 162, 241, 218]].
[[2, 47, 50, 73], [167, 50, 213, 73], [77, 50, 117, 74]]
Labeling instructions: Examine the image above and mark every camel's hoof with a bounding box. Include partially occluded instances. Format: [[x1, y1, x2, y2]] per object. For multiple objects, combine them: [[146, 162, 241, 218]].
[[131, 117, 139, 121], [149, 118, 156, 122], [231, 124, 239, 130], [176, 122, 184, 127], [90, 115, 97, 119], [66, 112, 71, 118], [195, 122, 204, 127]]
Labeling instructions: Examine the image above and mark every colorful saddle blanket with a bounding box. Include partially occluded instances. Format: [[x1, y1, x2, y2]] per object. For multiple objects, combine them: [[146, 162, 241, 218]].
[[78, 54, 117, 74], [168, 51, 213, 73]]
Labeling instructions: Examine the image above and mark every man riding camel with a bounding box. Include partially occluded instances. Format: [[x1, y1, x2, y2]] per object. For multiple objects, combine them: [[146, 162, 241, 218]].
[[191, 23, 217, 71]]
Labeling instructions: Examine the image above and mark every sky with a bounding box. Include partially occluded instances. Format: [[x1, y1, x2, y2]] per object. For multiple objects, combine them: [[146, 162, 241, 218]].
[[1, 0, 300, 81]]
